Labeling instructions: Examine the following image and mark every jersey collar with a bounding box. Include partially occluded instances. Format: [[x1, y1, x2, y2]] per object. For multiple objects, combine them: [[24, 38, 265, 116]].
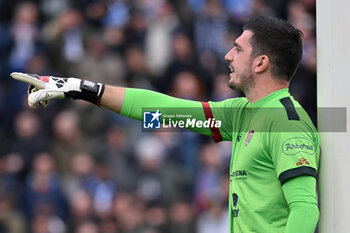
[[250, 88, 289, 108]]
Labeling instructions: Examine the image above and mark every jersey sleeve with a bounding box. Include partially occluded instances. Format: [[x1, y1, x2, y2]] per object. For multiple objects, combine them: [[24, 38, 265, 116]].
[[208, 97, 249, 142], [282, 175, 319, 233], [120, 88, 213, 136], [268, 119, 320, 184]]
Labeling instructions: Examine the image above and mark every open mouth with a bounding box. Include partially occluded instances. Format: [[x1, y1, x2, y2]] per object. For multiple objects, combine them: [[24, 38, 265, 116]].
[[229, 66, 235, 73]]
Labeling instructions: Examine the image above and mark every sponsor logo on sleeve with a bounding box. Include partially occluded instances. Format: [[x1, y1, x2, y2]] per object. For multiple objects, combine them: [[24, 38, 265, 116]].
[[296, 158, 310, 166], [282, 137, 315, 156]]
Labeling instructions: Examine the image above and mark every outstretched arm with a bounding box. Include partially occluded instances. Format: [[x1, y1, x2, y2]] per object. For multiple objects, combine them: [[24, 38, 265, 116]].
[[10, 73, 214, 136], [101, 86, 213, 136]]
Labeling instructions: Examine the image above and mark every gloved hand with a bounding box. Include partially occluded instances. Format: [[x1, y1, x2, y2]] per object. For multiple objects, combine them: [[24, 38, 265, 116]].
[[10, 72, 105, 109]]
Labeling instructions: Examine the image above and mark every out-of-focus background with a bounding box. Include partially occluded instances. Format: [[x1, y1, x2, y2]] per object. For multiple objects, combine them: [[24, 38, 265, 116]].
[[0, 0, 316, 232]]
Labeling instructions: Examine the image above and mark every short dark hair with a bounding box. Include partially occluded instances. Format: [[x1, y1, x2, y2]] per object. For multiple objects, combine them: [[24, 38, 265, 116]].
[[243, 16, 303, 81]]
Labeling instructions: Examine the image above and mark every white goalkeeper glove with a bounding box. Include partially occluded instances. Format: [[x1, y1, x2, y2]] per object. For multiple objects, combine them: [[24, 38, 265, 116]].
[[10, 72, 105, 109]]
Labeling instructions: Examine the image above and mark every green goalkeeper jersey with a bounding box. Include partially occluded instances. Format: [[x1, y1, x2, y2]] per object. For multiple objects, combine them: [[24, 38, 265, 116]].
[[208, 88, 320, 233], [120, 87, 319, 232]]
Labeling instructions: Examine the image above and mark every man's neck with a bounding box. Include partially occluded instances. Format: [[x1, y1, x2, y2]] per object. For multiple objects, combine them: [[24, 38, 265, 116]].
[[245, 78, 289, 103]]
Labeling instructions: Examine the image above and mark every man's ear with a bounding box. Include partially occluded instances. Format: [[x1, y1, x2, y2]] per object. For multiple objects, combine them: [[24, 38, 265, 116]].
[[254, 55, 269, 73]]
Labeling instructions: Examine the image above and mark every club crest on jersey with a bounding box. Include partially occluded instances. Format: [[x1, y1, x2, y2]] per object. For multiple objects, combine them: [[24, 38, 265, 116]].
[[245, 130, 254, 146]]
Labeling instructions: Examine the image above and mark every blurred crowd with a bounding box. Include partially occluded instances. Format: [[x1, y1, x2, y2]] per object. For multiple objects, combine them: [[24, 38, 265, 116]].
[[0, 0, 316, 232]]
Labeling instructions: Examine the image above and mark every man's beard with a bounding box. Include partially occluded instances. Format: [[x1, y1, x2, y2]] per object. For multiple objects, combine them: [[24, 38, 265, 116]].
[[228, 70, 255, 94]]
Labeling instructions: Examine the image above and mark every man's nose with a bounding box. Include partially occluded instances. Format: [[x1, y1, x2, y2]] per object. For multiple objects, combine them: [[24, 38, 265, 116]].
[[225, 48, 234, 62]]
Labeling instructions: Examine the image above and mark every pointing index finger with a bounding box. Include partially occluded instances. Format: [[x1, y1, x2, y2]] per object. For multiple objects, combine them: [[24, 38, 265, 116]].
[[10, 72, 46, 89]]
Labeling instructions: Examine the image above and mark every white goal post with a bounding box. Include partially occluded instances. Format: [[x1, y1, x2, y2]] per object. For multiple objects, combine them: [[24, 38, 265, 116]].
[[317, 0, 350, 232]]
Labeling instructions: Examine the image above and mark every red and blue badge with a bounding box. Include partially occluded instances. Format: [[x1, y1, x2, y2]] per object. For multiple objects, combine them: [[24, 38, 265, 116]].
[[245, 130, 254, 146]]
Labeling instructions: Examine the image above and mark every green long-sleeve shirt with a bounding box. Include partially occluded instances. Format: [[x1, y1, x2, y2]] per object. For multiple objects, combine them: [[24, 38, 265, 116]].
[[120, 88, 319, 233]]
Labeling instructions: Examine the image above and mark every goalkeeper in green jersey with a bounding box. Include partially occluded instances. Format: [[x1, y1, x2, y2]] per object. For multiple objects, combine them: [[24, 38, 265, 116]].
[[11, 16, 319, 233]]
